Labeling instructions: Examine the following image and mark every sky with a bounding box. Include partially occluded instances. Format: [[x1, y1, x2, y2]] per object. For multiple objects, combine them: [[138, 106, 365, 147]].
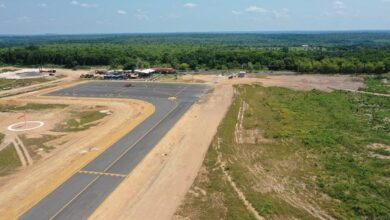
[[0, 0, 389, 35]]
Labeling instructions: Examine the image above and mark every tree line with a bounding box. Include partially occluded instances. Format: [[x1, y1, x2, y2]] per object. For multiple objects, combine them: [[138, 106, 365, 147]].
[[0, 41, 389, 74]]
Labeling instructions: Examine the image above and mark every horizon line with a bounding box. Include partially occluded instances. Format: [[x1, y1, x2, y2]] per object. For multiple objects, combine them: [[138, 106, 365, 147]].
[[1, 29, 390, 37]]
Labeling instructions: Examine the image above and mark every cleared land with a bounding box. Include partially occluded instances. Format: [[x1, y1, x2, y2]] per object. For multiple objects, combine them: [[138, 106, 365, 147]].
[[176, 81, 389, 219]]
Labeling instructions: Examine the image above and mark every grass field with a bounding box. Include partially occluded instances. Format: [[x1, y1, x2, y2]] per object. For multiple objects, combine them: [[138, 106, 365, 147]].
[[177, 85, 390, 219], [0, 103, 67, 112], [0, 143, 22, 176], [53, 111, 108, 132], [360, 74, 390, 94], [0, 78, 52, 90]]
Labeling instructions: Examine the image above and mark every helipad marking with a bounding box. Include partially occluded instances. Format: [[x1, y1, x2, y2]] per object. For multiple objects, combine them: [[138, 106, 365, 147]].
[[8, 121, 45, 132]]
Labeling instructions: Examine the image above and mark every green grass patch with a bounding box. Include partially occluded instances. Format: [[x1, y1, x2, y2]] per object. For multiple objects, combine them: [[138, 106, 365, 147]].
[[360, 74, 390, 94], [53, 111, 107, 132], [242, 86, 389, 219], [370, 148, 390, 157], [178, 84, 390, 219], [0, 133, 4, 145], [0, 103, 67, 112], [0, 143, 22, 176], [0, 78, 52, 90], [19, 135, 58, 159], [0, 68, 18, 73]]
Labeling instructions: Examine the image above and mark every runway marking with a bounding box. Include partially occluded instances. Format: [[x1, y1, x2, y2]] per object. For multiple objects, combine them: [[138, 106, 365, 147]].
[[102, 102, 179, 173], [78, 170, 126, 178], [48, 175, 101, 220], [175, 85, 189, 97], [19, 82, 207, 220], [48, 101, 179, 220], [152, 87, 173, 96]]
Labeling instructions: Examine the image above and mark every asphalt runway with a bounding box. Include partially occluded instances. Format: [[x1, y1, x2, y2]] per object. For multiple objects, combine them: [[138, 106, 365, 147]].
[[19, 81, 208, 220]]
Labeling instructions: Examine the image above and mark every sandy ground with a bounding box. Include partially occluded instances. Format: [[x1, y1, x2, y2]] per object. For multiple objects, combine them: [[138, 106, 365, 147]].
[[255, 74, 364, 91], [183, 74, 364, 92], [90, 73, 364, 220]]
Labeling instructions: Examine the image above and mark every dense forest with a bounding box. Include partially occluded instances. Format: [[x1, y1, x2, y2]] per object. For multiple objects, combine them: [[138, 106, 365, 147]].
[[0, 32, 390, 74]]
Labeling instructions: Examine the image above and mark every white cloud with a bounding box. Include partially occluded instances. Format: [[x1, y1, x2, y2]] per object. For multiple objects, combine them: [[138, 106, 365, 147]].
[[334, 0, 346, 9], [184, 3, 197, 8], [117, 10, 127, 15], [0, 3, 5, 8], [272, 8, 289, 19], [39, 3, 48, 7], [80, 3, 97, 8], [71, 1, 97, 8], [245, 6, 268, 13], [327, 0, 348, 16], [134, 9, 149, 20], [232, 10, 243, 15], [242, 6, 289, 19]]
